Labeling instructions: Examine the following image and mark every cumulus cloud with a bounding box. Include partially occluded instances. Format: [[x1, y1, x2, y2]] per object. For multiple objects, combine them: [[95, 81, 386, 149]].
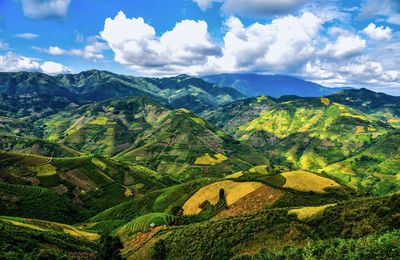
[[14, 33, 39, 39], [321, 33, 366, 59], [0, 52, 71, 75], [21, 0, 71, 19], [359, 0, 400, 25], [363, 23, 392, 41], [100, 11, 221, 75], [33, 40, 107, 60], [302, 56, 400, 92], [40, 61, 71, 74], [209, 12, 323, 72]]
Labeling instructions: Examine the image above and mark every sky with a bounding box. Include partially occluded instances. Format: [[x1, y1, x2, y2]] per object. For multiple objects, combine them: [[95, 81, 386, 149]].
[[0, 0, 399, 95]]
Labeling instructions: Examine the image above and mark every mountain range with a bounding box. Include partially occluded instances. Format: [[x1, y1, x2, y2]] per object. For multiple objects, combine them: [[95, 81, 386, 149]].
[[202, 73, 351, 97], [1, 70, 399, 259]]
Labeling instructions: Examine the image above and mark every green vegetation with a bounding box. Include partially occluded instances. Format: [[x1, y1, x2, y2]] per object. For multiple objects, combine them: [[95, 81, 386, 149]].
[[0, 74, 399, 259]]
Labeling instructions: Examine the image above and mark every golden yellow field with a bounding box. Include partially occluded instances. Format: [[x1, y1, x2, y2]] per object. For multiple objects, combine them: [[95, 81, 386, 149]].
[[89, 116, 108, 125], [225, 171, 243, 179], [182, 180, 264, 215], [320, 97, 330, 106], [194, 153, 228, 165], [289, 204, 335, 220], [0, 217, 99, 241], [282, 170, 341, 193], [355, 126, 365, 133], [35, 164, 57, 176]]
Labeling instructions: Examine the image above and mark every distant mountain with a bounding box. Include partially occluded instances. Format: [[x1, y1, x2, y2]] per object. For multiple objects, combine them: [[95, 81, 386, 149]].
[[202, 73, 350, 97], [0, 70, 244, 119]]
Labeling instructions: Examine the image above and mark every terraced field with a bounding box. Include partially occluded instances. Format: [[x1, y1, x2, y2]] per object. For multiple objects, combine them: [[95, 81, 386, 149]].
[[288, 204, 335, 220], [182, 180, 264, 215], [282, 170, 341, 193], [0, 216, 99, 241], [0, 182, 49, 198], [117, 213, 175, 240]]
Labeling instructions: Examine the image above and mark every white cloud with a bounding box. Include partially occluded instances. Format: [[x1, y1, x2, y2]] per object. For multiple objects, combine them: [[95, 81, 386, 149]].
[[193, 0, 310, 16], [33, 40, 107, 60], [14, 33, 39, 39], [40, 61, 71, 74], [100, 11, 221, 75], [0, 52, 71, 75], [21, 0, 71, 19], [322, 33, 366, 59], [363, 23, 392, 41], [209, 12, 323, 72], [360, 0, 400, 25]]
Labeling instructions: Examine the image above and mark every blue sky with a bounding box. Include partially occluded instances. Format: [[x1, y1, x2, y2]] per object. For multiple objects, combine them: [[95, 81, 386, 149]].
[[0, 0, 399, 94]]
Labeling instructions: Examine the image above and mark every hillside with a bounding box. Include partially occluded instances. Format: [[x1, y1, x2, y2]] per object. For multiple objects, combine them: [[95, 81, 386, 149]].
[[114, 108, 270, 180], [0, 150, 175, 222], [205, 96, 391, 172], [322, 130, 400, 195], [202, 73, 349, 97], [0, 70, 244, 120], [38, 96, 170, 156], [328, 88, 400, 127]]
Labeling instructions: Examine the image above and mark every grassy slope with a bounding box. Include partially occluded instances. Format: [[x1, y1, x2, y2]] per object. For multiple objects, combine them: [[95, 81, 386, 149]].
[[149, 194, 400, 259], [322, 130, 400, 195], [0, 151, 174, 222], [38, 96, 170, 157], [115, 109, 270, 181]]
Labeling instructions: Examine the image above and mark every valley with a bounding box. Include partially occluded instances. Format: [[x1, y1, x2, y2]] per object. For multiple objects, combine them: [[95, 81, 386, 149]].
[[0, 71, 399, 259]]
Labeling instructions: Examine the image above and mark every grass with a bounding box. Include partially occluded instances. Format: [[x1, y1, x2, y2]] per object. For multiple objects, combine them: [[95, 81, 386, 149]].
[[117, 213, 175, 240], [88, 116, 108, 125], [35, 164, 57, 176], [282, 170, 341, 193], [182, 180, 264, 215], [0, 182, 48, 198], [194, 153, 228, 165], [288, 204, 335, 220], [0, 216, 99, 241]]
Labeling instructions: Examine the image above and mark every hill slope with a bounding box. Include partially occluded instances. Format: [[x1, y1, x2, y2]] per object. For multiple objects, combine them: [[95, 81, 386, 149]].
[[39, 96, 170, 156], [327, 88, 400, 127], [115, 108, 270, 180]]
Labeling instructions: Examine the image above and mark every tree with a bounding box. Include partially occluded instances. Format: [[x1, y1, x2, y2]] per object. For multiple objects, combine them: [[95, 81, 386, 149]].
[[97, 235, 124, 260]]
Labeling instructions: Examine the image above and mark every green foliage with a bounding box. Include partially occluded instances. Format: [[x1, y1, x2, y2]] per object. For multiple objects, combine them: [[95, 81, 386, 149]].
[[0, 220, 96, 259], [234, 230, 400, 260], [97, 235, 124, 260]]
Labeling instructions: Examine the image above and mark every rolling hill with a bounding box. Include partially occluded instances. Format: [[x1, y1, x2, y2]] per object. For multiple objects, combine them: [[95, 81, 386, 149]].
[[38, 96, 170, 156], [327, 88, 400, 127], [0, 70, 244, 120], [202, 73, 349, 97], [114, 108, 270, 180]]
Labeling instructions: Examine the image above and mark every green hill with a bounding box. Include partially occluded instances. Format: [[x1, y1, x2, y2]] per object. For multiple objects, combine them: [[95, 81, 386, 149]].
[[322, 130, 400, 195], [38, 96, 170, 156], [114, 108, 270, 181], [0, 151, 175, 222], [206, 96, 391, 171], [328, 88, 400, 127]]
